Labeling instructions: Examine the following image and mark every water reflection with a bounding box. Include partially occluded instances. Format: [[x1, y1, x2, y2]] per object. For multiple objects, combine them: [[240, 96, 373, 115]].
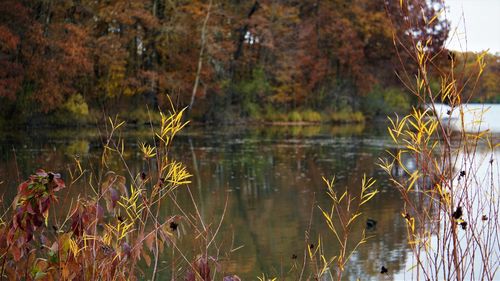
[[1, 124, 414, 280], [427, 103, 500, 133]]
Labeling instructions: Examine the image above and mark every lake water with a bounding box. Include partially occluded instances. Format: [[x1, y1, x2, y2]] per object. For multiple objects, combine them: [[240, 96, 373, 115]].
[[0, 122, 497, 280], [427, 103, 500, 133]]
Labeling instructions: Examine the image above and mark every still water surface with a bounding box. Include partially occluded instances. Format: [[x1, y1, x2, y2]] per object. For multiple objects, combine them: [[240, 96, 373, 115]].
[[0, 123, 495, 280]]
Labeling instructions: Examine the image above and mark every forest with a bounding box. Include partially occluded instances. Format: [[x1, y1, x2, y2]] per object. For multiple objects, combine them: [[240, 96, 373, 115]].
[[0, 0, 499, 127], [0, 1, 499, 280]]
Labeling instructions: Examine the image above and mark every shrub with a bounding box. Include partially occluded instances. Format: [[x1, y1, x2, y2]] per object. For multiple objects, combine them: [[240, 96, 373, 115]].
[[64, 94, 89, 116], [363, 86, 411, 117], [382, 88, 410, 113], [288, 111, 302, 122], [330, 110, 365, 123], [350, 111, 365, 123], [301, 110, 323, 123], [127, 108, 162, 125], [263, 108, 289, 122], [243, 102, 263, 121]]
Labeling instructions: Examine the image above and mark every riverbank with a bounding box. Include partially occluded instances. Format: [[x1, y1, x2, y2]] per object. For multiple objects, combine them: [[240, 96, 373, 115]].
[[0, 107, 369, 130]]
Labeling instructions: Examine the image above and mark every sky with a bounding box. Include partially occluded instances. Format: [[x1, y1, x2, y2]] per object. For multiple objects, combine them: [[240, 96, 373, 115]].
[[445, 0, 500, 54]]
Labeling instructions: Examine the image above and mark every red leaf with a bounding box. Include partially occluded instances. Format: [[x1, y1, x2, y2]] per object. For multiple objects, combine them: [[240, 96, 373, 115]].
[[10, 245, 22, 261], [17, 181, 29, 193]]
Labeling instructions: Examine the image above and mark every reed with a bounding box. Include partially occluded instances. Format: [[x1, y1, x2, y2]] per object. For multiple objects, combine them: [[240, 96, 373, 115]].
[[0, 104, 231, 280], [377, 1, 500, 280]]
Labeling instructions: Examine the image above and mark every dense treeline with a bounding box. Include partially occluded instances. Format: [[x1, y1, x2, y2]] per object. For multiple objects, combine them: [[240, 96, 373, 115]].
[[0, 0, 496, 126]]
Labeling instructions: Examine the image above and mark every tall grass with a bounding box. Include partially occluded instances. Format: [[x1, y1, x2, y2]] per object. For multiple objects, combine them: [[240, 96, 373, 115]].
[[299, 2, 499, 280], [376, 1, 500, 280], [0, 105, 232, 280], [316, 175, 378, 280]]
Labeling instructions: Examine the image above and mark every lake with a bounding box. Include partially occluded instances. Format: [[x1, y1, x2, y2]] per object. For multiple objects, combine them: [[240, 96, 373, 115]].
[[0, 122, 497, 280], [427, 103, 500, 133]]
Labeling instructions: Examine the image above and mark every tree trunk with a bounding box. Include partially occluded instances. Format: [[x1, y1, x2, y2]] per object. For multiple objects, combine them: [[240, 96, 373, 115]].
[[189, 0, 212, 111]]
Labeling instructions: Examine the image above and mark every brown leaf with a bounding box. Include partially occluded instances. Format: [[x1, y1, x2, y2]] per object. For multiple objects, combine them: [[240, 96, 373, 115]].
[[142, 251, 151, 267], [144, 234, 155, 252]]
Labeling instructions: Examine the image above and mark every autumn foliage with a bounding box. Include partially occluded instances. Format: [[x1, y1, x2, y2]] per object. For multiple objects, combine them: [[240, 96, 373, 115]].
[[1, 0, 495, 125], [4, 170, 65, 263]]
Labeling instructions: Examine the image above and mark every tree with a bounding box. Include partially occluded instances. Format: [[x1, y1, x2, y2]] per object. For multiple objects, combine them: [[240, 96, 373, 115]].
[[0, 1, 30, 100]]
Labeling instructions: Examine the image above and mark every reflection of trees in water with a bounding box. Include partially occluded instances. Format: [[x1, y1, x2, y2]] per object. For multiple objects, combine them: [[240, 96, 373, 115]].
[[179, 130, 411, 279], [0, 125, 415, 280]]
